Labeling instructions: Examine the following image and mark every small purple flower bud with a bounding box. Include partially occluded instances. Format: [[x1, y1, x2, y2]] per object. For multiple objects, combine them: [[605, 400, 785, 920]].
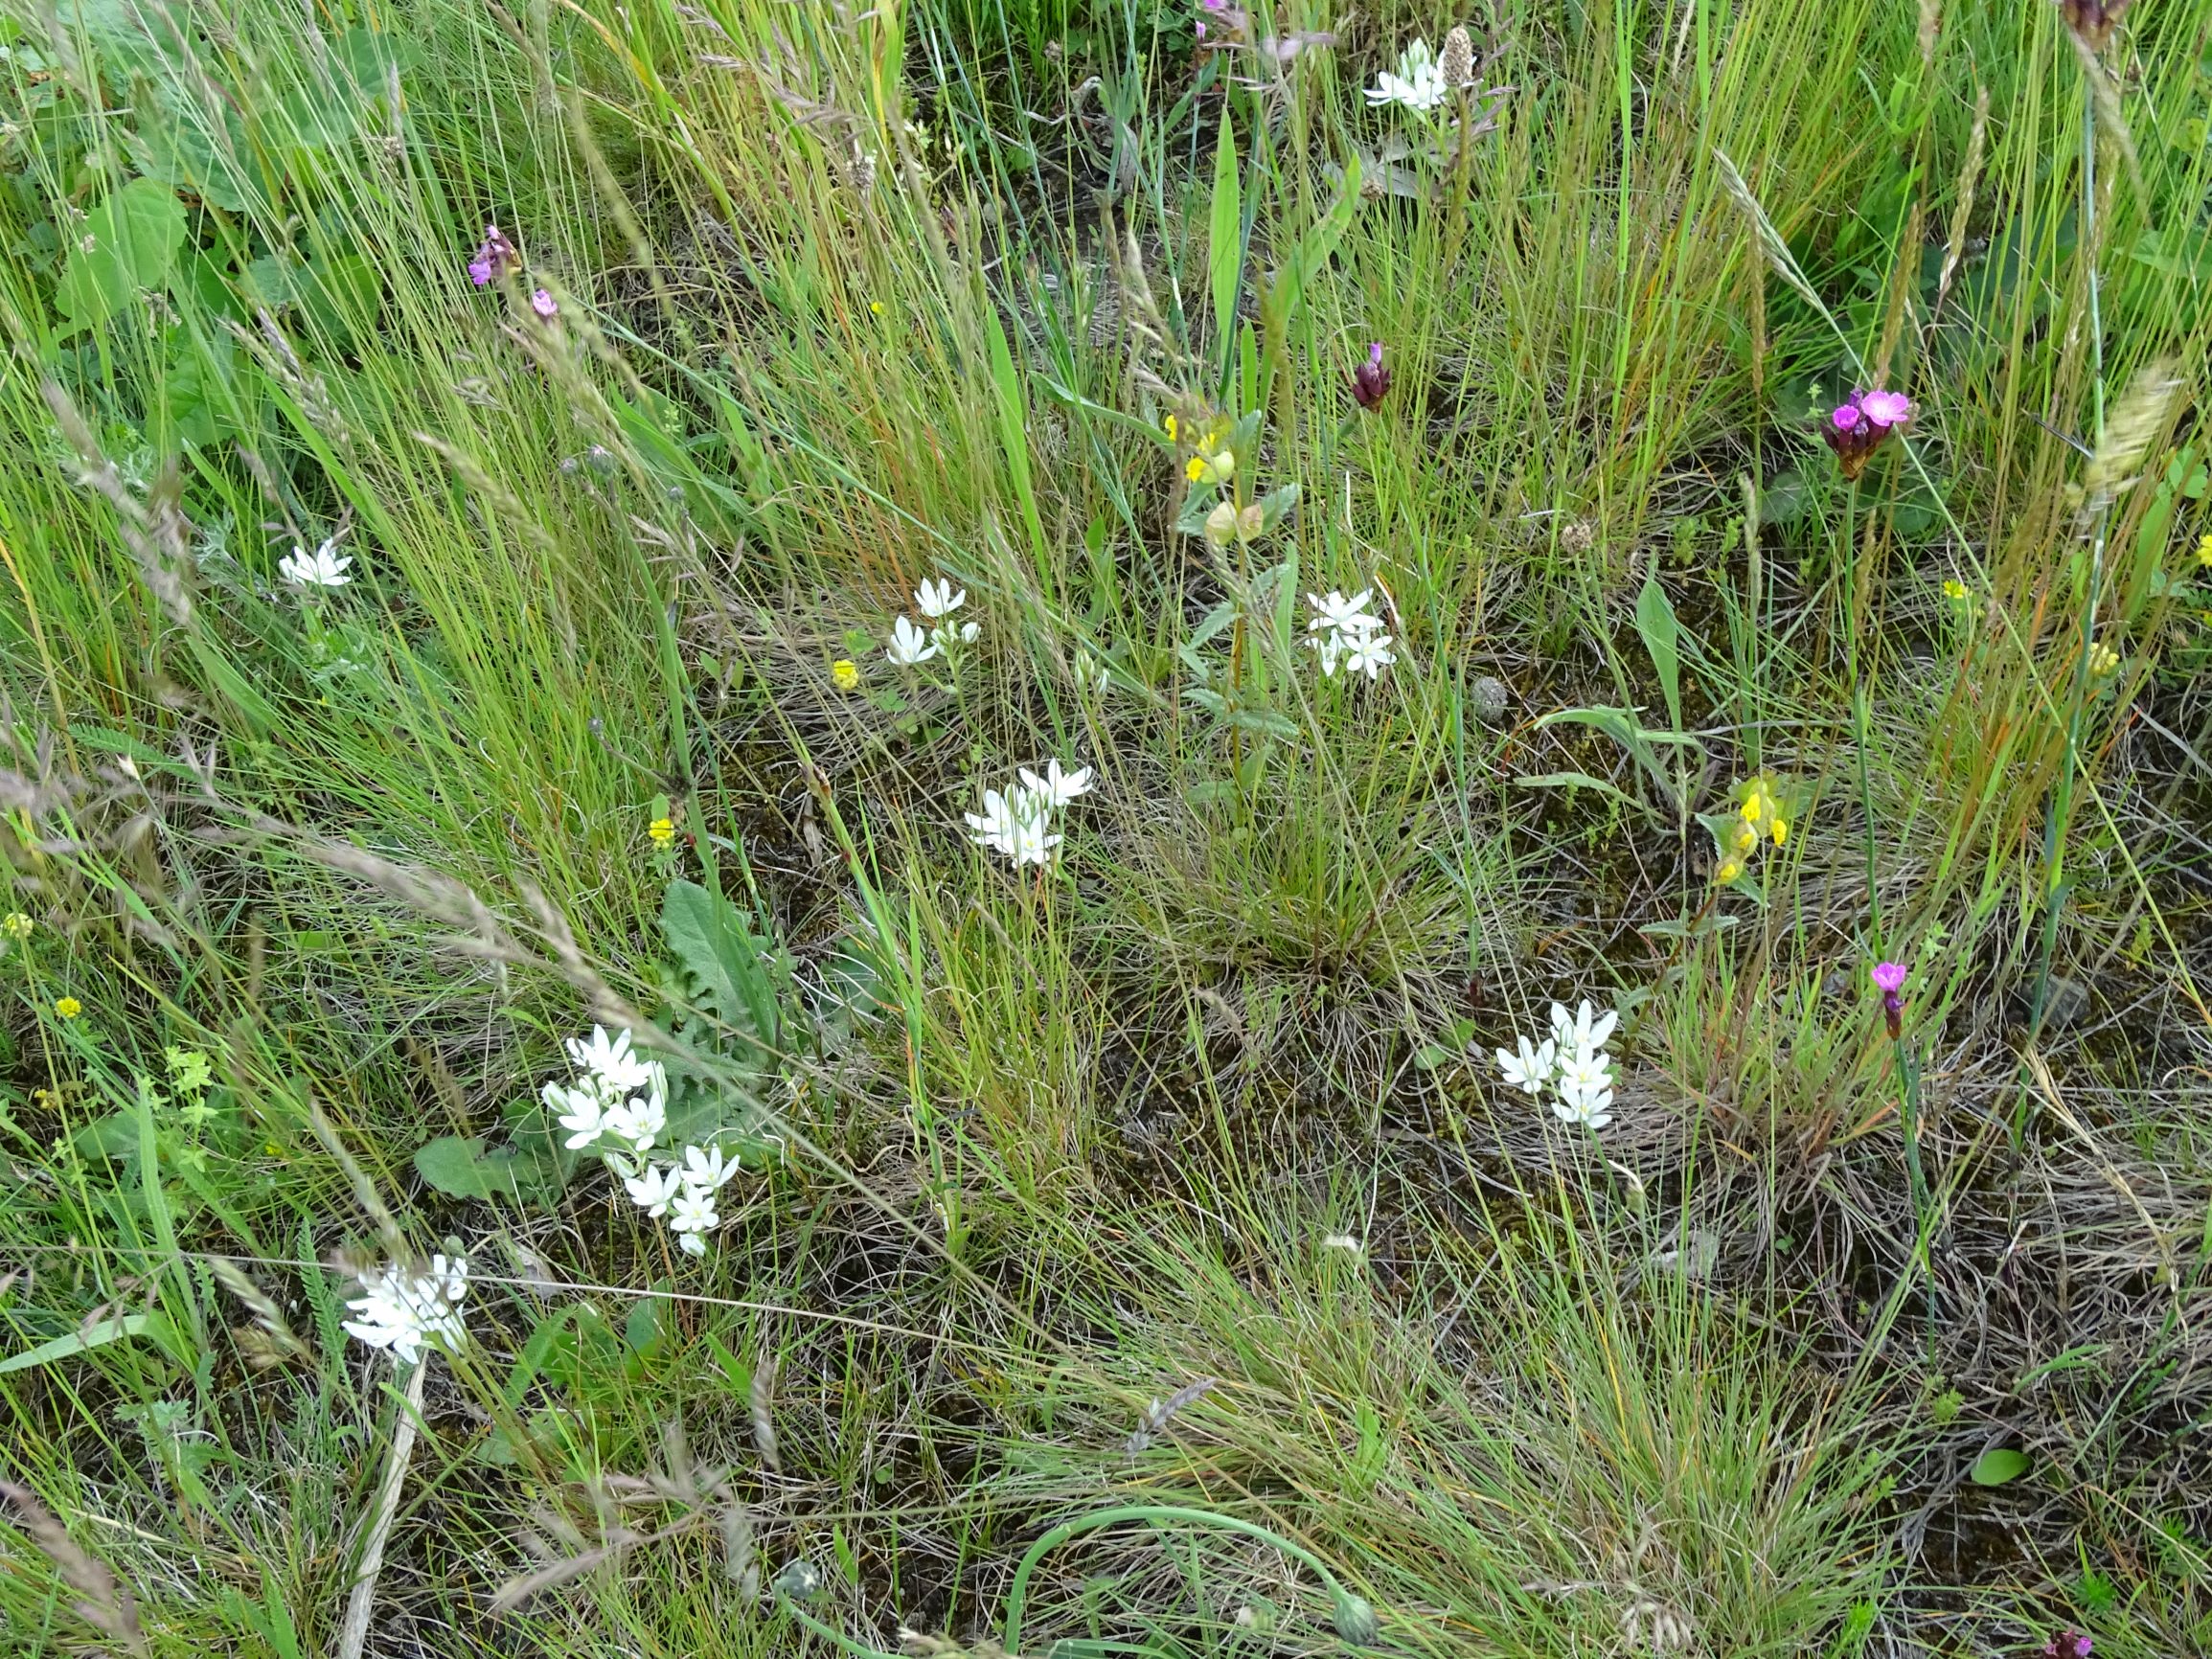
[[2041, 1632, 2092, 1659], [1351, 341, 1391, 411], [531, 287, 559, 320]]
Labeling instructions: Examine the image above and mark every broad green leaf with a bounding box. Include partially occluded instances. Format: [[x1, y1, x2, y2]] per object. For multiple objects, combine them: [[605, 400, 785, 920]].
[[1, 1313, 159, 1374], [1635, 575, 1682, 734], [413, 1134, 565, 1203], [662, 878, 784, 1062], [1968, 1447, 2031, 1487], [55, 177, 187, 331], [1208, 110, 1241, 388]]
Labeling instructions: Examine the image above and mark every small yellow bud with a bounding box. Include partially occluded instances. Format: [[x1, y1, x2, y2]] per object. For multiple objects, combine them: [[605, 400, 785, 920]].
[[649, 816, 676, 847], [1770, 816, 1788, 847], [1740, 795, 1762, 824], [54, 996, 81, 1019], [1186, 455, 1205, 483], [2197, 531, 2212, 567], [1716, 859, 1744, 885], [1943, 579, 1967, 601], [1732, 822, 1757, 854], [1164, 414, 1178, 442], [831, 658, 860, 691]]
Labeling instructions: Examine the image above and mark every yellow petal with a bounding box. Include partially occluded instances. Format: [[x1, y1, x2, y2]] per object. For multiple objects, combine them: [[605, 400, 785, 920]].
[[1771, 817, 1788, 847]]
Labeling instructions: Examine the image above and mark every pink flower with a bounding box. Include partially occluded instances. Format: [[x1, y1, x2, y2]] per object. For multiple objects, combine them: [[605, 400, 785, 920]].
[[2042, 1632, 2091, 1659], [1831, 403, 1864, 433], [530, 287, 559, 320], [1859, 389, 1913, 427], [1872, 960, 1907, 1038]]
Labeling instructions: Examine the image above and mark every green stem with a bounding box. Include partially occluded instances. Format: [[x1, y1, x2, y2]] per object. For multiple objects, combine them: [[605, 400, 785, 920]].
[[1890, 1028, 1937, 1326], [1002, 1504, 1371, 1653], [2021, 69, 2111, 1105]]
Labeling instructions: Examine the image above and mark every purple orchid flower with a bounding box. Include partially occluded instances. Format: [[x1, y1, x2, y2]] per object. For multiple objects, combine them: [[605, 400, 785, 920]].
[[468, 222, 519, 288]]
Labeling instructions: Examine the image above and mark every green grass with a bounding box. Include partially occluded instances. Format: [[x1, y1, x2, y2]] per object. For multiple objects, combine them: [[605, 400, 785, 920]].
[[2, 0, 2211, 1652]]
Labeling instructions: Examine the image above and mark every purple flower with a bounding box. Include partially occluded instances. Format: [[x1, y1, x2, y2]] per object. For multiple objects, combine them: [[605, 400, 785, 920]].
[[531, 287, 559, 320], [1872, 960, 1906, 1038], [1821, 387, 1912, 479], [1351, 342, 1391, 411], [2041, 1633, 2092, 1659], [468, 222, 518, 287]]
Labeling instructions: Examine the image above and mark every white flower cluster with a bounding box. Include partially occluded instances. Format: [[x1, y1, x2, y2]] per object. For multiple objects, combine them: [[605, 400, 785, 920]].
[[343, 1253, 468, 1366], [885, 578, 979, 666], [965, 759, 1093, 870], [1366, 39, 1448, 112], [1306, 588, 1396, 679], [1495, 999, 1619, 1131], [545, 1025, 741, 1257]]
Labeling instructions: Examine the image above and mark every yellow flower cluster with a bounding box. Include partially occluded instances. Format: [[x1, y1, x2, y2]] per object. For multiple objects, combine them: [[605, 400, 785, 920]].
[[2087, 641, 2120, 677], [1169, 412, 1235, 488], [1717, 775, 1790, 886], [2197, 531, 2212, 567], [831, 658, 860, 691], [649, 815, 676, 848], [54, 996, 81, 1020]]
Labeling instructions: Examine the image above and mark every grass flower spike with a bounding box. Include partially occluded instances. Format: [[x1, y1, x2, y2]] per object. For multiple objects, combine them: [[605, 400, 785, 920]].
[[342, 1255, 469, 1366]]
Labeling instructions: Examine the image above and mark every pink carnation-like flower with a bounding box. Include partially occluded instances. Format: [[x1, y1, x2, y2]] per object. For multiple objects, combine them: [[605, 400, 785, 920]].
[[1821, 388, 1911, 479], [1872, 961, 1907, 993]]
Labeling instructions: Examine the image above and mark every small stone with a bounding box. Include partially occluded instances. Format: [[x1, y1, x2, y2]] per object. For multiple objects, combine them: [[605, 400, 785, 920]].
[[1469, 675, 1511, 725]]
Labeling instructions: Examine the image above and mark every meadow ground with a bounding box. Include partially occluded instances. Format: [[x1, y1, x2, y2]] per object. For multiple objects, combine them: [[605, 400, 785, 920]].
[[1, 0, 2209, 1653]]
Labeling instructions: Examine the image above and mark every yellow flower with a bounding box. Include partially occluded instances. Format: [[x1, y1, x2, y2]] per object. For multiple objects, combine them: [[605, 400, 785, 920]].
[[649, 816, 676, 847], [869, 301, 883, 316], [1943, 579, 1967, 602], [53, 996, 80, 1019], [1770, 815, 1789, 847], [831, 658, 860, 691], [1163, 414, 1178, 442], [1187, 448, 1235, 487], [1731, 821, 1757, 855], [1, 912, 29, 940], [1740, 794, 1762, 825], [1716, 858, 1744, 885], [2087, 642, 2120, 676], [2197, 531, 2212, 567]]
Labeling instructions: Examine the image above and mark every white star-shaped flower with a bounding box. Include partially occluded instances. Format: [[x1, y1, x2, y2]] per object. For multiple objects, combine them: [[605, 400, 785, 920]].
[[915, 578, 967, 619], [1494, 1034, 1558, 1096], [279, 538, 353, 589], [886, 615, 939, 666]]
